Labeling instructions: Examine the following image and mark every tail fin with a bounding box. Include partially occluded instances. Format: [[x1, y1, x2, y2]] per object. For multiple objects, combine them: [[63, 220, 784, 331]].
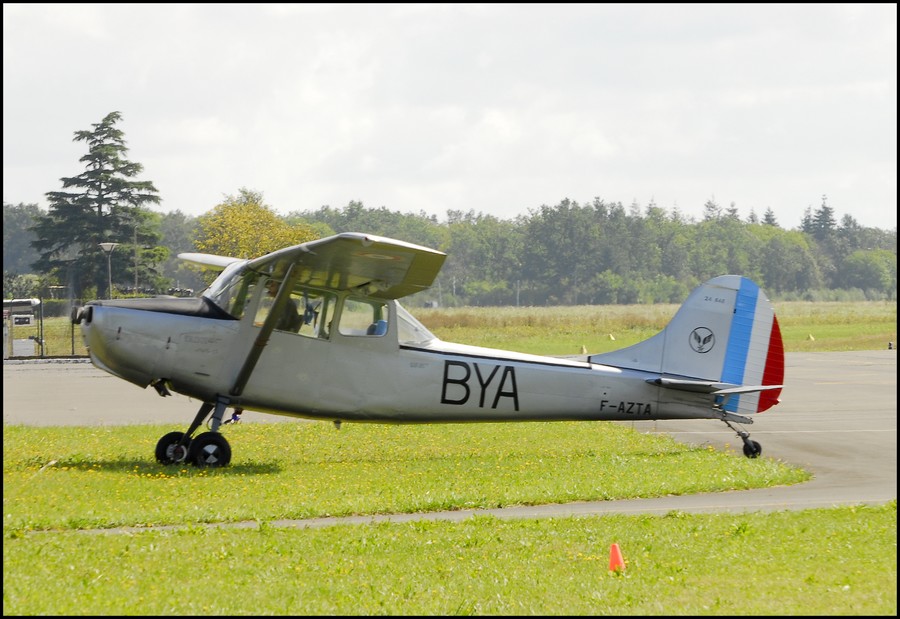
[[589, 275, 784, 414]]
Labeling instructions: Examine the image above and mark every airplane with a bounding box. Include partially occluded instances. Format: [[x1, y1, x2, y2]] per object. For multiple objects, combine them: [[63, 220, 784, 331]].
[[71, 232, 784, 468]]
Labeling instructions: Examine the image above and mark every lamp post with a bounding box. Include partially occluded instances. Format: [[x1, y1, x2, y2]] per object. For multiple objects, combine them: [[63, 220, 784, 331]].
[[134, 223, 139, 294], [98, 242, 119, 299]]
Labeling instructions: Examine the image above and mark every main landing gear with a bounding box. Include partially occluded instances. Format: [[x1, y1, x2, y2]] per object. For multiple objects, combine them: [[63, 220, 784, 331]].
[[717, 412, 762, 458], [155, 398, 233, 468]]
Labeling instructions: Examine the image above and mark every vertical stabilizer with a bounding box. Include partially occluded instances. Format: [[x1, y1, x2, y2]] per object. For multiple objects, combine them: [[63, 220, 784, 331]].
[[589, 276, 784, 413]]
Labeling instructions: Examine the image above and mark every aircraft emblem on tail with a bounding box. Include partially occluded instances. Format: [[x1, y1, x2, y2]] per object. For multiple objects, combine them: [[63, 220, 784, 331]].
[[689, 327, 715, 353]]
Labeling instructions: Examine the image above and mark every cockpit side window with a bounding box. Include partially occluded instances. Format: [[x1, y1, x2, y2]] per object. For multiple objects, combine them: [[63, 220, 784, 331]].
[[253, 280, 336, 338], [295, 288, 336, 338], [338, 298, 389, 337]]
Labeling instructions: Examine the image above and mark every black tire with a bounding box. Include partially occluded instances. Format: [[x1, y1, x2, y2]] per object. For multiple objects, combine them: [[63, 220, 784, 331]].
[[743, 439, 762, 459], [189, 432, 232, 468], [156, 431, 191, 464]]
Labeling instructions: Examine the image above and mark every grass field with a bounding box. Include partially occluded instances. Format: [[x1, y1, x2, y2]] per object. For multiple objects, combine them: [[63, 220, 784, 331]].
[[415, 300, 898, 355], [3, 423, 812, 532], [3, 300, 897, 614], [3, 423, 895, 615], [4, 504, 895, 615], [6, 299, 898, 357]]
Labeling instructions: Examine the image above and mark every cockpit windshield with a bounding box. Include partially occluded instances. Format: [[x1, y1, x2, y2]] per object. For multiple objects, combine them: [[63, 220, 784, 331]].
[[200, 260, 255, 319]]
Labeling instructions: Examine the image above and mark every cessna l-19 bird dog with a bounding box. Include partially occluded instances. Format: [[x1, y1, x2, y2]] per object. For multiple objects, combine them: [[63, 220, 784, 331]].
[[72, 232, 784, 467]]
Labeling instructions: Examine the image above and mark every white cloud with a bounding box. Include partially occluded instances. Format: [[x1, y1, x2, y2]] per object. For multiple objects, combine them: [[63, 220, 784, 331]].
[[3, 3, 896, 229]]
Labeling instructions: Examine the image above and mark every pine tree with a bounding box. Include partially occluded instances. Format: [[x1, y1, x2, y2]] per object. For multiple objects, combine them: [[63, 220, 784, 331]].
[[812, 194, 837, 240], [31, 111, 160, 298]]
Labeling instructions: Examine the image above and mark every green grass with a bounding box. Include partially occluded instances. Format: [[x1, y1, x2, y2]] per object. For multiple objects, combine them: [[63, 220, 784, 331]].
[[4, 505, 895, 615], [3, 422, 895, 615], [3, 422, 809, 532]]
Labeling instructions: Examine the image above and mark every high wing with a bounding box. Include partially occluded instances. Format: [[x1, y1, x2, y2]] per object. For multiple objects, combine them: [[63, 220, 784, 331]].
[[178, 233, 447, 299], [178, 252, 244, 271], [243, 232, 447, 300]]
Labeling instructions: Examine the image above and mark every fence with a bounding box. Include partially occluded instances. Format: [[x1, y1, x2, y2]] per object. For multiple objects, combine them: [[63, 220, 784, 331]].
[[3, 298, 88, 358]]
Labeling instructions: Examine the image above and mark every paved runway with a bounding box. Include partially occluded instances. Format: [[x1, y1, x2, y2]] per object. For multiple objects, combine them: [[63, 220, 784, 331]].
[[3, 350, 896, 526]]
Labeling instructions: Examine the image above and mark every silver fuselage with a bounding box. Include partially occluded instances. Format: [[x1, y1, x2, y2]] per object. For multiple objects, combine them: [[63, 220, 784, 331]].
[[80, 298, 717, 424]]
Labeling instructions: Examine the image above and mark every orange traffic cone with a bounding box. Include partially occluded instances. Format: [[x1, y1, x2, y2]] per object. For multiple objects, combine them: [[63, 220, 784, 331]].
[[609, 543, 625, 572]]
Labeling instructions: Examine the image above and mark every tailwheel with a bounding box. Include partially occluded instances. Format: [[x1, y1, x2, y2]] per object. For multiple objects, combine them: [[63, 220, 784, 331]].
[[742, 439, 762, 459], [156, 431, 191, 465], [718, 412, 763, 459], [189, 432, 232, 468]]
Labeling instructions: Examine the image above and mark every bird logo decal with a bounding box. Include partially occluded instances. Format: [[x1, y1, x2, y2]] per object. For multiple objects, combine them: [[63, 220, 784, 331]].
[[689, 327, 715, 353]]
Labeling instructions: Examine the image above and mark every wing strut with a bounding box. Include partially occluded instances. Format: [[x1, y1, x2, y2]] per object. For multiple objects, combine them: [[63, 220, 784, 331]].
[[229, 265, 297, 397]]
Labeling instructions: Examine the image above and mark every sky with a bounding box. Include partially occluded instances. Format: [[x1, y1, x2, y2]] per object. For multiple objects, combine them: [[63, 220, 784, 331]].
[[3, 3, 897, 231]]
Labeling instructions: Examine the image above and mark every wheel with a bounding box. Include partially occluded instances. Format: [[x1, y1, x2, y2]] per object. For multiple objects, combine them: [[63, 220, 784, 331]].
[[189, 432, 232, 468], [742, 439, 762, 459], [189, 432, 231, 467], [156, 431, 191, 464]]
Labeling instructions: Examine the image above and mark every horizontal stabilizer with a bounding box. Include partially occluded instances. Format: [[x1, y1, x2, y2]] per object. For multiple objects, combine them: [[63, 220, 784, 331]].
[[648, 377, 734, 393], [713, 384, 784, 395], [649, 377, 784, 396]]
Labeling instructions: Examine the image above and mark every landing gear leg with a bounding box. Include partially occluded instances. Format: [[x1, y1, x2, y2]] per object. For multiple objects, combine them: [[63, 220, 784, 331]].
[[185, 401, 216, 439], [155, 402, 213, 464], [720, 415, 762, 458]]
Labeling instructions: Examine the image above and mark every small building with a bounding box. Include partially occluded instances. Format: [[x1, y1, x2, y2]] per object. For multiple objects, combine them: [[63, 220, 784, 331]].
[[3, 298, 42, 359]]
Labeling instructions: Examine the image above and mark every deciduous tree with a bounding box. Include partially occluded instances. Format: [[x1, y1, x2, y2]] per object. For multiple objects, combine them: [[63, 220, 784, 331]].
[[193, 188, 318, 262]]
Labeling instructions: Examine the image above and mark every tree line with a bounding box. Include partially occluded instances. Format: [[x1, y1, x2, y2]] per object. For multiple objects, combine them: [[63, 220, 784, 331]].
[[288, 197, 896, 306], [3, 111, 897, 310]]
